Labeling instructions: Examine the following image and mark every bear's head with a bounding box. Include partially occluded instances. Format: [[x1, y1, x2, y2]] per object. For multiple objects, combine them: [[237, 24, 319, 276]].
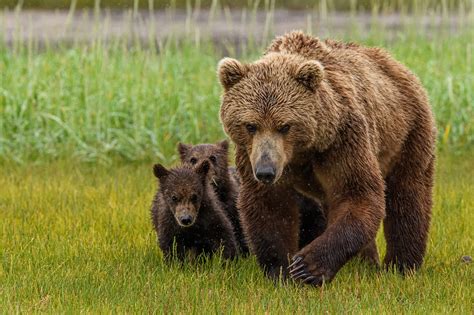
[[177, 140, 230, 186], [217, 53, 337, 185], [153, 161, 210, 227]]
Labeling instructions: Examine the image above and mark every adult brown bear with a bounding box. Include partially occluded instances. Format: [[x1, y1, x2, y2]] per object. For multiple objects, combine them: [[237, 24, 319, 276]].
[[217, 31, 436, 285]]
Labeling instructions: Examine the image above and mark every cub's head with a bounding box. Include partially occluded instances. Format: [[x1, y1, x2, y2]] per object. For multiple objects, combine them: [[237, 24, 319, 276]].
[[153, 161, 210, 227], [217, 54, 329, 185], [177, 140, 230, 186]]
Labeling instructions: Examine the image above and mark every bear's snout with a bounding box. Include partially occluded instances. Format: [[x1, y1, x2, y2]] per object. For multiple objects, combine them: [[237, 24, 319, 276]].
[[175, 205, 197, 227], [255, 163, 276, 184], [177, 214, 194, 227], [250, 134, 287, 185]]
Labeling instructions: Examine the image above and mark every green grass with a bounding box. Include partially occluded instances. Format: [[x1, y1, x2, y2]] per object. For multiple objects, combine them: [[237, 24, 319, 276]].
[[0, 153, 473, 313], [1, 31, 473, 164], [0, 42, 224, 164]]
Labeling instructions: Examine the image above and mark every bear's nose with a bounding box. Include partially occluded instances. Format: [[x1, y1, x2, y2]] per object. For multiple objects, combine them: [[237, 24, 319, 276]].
[[255, 166, 276, 184], [179, 214, 194, 226]]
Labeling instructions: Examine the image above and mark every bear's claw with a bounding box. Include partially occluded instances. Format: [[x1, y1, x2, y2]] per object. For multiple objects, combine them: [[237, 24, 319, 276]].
[[289, 255, 328, 286], [288, 256, 303, 269], [302, 275, 317, 284], [291, 269, 309, 280], [288, 262, 306, 274], [289, 255, 310, 281]]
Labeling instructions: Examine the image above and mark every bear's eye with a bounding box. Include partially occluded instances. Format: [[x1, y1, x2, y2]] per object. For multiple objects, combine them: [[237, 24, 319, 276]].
[[278, 124, 291, 134], [209, 155, 217, 163], [246, 124, 257, 134], [190, 157, 198, 165], [190, 194, 198, 203], [171, 195, 178, 202]]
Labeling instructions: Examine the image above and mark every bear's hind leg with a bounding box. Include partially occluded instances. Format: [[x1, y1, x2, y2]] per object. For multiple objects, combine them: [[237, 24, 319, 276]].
[[383, 128, 435, 272]]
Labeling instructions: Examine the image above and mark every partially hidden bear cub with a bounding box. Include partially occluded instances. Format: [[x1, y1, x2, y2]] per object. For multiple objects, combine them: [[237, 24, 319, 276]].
[[150, 160, 238, 261], [178, 140, 249, 254]]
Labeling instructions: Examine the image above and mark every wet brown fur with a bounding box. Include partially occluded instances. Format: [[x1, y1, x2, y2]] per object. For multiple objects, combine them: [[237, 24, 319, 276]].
[[217, 31, 436, 283], [178, 140, 249, 254], [150, 161, 238, 261]]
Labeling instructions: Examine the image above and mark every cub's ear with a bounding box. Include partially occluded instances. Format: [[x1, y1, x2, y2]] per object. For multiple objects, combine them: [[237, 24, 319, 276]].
[[217, 58, 247, 91], [217, 139, 229, 152], [177, 142, 191, 160], [294, 60, 324, 91], [153, 164, 169, 179], [196, 160, 210, 178]]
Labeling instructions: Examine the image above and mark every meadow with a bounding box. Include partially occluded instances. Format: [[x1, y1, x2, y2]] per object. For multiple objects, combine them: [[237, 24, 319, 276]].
[[1, 2, 473, 313]]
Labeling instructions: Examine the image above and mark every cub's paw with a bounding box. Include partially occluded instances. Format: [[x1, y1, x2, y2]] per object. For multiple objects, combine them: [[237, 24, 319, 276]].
[[288, 254, 335, 286]]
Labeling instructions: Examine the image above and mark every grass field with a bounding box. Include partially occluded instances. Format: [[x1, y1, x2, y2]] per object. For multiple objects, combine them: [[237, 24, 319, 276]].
[[1, 153, 473, 313], [1, 3, 473, 313]]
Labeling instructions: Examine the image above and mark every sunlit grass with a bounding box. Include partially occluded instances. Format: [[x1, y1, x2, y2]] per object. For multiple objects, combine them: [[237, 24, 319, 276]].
[[0, 152, 472, 313]]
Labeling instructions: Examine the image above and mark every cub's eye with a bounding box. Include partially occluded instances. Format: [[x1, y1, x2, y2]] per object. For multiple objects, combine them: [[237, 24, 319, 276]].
[[209, 155, 217, 163], [246, 124, 257, 134], [190, 194, 198, 202], [190, 157, 198, 165], [171, 196, 178, 202], [278, 124, 291, 134]]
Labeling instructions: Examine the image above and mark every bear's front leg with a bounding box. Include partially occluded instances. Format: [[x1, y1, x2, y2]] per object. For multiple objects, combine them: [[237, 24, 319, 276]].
[[289, 158, 385, 286], [239, 183, 300, 280], [289, 196, 384, 285]]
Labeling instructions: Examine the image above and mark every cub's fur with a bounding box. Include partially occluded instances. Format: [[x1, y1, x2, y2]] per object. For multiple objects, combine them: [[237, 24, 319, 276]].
[[178, 140, 249, 254], [151, 161, 238, 261]]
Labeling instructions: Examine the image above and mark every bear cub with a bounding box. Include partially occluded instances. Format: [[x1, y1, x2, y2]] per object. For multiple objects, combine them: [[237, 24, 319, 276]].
[[178, 140, 249, 254], [151, 160, 238, 261]]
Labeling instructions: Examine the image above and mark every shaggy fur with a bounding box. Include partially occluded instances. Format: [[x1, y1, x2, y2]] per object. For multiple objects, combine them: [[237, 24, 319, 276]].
[[178, 140, 328, 254], [217, 31, 436, 285], [150, 161, 238, 261], [178, 140, 249, 254]]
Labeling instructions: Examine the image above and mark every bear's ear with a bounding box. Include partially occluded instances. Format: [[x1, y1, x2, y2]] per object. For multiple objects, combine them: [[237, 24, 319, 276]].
[[217, 58, 247, 91], [153, 163, 169, 179], [217, 139, 229, 153], [196, 160, 210, 178], [177, 142, 191, 160], [294, 60, 324, 91]]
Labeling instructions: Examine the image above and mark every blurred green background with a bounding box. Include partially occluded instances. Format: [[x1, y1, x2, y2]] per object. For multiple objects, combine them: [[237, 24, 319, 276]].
[[2, 0, 472, 11]]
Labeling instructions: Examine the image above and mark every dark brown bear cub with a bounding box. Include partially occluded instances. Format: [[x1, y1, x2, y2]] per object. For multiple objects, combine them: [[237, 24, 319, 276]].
[[150, 160, 238, 261], [178, 140, 249, 254]]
